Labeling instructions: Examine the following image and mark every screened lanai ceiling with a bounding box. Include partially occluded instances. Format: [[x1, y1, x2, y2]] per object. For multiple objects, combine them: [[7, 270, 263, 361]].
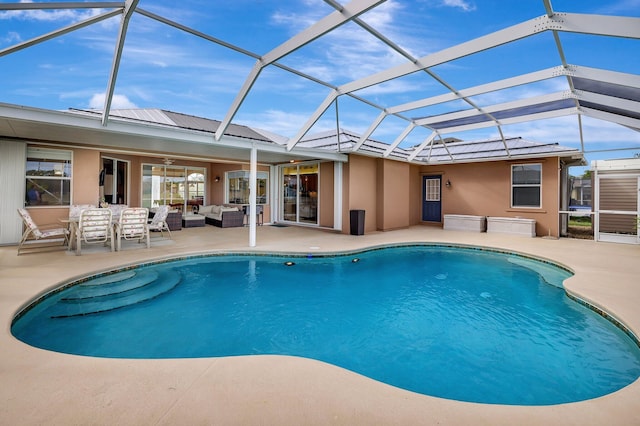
[[0, 0, 639, 165]]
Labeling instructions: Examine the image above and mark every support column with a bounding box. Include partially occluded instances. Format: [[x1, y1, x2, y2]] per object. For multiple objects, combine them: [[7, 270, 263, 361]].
[[249, 145, 257, 247]]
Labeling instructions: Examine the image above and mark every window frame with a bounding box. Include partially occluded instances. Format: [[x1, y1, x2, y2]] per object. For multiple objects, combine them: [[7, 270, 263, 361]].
[[25, 146, 73, 208], [141, 164, 207, 210], [511, 163, 542, 208], [225, 170, 269, 205]]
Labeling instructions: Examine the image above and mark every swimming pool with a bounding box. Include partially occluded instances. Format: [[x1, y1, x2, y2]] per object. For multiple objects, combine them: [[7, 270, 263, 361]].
[[11, 244, 640, 405]]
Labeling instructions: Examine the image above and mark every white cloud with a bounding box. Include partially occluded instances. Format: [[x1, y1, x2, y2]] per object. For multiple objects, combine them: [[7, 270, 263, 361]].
[[2, 31, 21, 44], [0, 1, 104, 22], [89, 93, 137, 110], [241, 109, 313, 138], [441, 0, 476, 12]]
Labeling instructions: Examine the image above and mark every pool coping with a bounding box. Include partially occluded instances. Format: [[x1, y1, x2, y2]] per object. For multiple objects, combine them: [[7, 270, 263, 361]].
[[1, 225, 640, 425]]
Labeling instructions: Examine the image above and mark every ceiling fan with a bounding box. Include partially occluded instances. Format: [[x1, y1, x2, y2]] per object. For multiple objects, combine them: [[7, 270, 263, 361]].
[[162, 158, 175, 166]]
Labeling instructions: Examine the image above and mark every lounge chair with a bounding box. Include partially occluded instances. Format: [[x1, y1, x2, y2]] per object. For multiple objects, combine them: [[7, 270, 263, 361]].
[[76, 208, 114, 255], [115, 207, 150, 251], [148, 205, 172, 239], [17, 208, 69, 255]]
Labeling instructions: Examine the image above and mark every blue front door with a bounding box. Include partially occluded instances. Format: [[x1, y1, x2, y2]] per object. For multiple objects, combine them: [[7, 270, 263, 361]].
[[422, 176, 442, 222]]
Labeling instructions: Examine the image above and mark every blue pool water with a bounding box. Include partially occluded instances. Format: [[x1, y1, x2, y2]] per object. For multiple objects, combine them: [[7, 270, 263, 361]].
[[12, 245, 640, 405]]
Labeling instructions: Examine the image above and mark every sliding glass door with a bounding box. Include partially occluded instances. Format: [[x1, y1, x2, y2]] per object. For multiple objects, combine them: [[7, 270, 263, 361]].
[[281, 163, 318, 225], [101, 157, 129, 205], [142, 164, 205, 211]]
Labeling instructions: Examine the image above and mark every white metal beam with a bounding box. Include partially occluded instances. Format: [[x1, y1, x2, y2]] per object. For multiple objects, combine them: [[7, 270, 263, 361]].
[[339, 17, 543, 95], [215, 0, 386, 142], [336, 13, 639, 103], [265, 0, 385, 65], [550, 13, 640, 39], [414, 91, 574, 127], [571, 66, 640, 88], [576, 91, 640, 115], [0, 9, 122, 57], [383, 123, 416, 157], [435, 107, 579, 135], [0, 2, 122, 10], [101, 0, 139, 126], [580, 108, 640, 131], [353, 111, 387, 151], [407, 132, 438, 162], [287, 90, 339, 150], [214, 62, 263, 141], [385, 67, 562, 114]]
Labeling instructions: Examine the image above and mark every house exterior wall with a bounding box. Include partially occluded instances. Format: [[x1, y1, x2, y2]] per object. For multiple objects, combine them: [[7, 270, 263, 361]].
[[419, 157, 561, 237], [340, 154, 562, 237], [376, 158, 410, 231], [18, 145, 273, 232], [342, 156, 415, 233], [319, 162, 334, 228], [344, 155, 378, 233], [409, 164, 423, 226], [27, 146, 100, 227], [14, 142, 564, 242]]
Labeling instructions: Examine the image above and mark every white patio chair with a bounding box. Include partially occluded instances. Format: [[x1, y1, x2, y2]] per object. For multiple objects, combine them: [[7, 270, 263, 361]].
[[148, 205, 172, 239], [69, 204, 96, 220], [115, 207, 149, 251], [76, 208, 114, 255], [17, 208, 69, 255]]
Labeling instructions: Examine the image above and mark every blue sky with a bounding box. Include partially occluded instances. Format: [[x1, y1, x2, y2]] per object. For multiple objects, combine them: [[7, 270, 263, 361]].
[[1, 0, 639, 173]]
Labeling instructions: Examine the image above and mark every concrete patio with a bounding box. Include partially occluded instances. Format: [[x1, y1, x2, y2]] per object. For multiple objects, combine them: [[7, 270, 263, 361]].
[[1, 224, 639, 425]]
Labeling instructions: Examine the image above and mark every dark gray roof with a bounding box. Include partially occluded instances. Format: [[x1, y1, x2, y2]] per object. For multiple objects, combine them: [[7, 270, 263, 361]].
[[69, 108, 274, 143], [162, 111, 272, 142], [299, 129, 583, 164]]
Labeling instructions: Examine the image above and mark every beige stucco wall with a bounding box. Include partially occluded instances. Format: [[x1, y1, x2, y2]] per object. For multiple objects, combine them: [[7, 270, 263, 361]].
[[409, 164, 423, 226], [28, 147, 100, 226], [376, 158, 410, 231], [25, 147, 273, 226], [342, 155, 562, 237], [344, 155, 378, 234], [24, 145, 561, 238], [420, 157, 561, 237], [343, 156, 415, 234], [319, 162, 334, 228]]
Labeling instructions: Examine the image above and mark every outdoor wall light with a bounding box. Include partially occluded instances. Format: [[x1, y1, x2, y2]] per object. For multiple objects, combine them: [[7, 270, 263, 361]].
[[215, 176, 220, 183], [445, 179, 452, 187]]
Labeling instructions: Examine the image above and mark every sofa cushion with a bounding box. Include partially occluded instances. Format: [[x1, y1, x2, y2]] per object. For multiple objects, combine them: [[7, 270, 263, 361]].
[[199, 205, 216, 214]]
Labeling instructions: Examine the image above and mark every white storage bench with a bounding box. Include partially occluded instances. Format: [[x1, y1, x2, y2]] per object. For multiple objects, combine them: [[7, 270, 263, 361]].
[[443, 214, 487, 232], [486, 217, 536, 237]]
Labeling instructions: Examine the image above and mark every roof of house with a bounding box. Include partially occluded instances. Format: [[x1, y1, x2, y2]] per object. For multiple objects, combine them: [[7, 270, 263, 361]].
[[70, 108, 274, 143], [297, 127, 584, 164]]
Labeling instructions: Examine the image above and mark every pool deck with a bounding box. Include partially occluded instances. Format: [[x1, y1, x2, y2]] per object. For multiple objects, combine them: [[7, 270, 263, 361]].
[[1, 224, 639, 425]]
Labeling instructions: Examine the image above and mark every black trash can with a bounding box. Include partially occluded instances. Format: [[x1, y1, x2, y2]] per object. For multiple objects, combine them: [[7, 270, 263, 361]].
[[350, 209, 365, 235]]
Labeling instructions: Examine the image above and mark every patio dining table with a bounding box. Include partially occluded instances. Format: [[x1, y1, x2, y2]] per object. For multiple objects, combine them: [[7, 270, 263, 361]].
[[60, 213, 119, 252]]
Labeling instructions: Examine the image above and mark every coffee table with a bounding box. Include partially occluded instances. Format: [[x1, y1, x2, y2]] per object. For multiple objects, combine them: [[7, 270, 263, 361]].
[[182, 214, 205, 228]]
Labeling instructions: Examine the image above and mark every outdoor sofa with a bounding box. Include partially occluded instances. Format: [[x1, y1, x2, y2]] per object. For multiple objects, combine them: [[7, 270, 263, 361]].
[[197, 205, 244, 228]]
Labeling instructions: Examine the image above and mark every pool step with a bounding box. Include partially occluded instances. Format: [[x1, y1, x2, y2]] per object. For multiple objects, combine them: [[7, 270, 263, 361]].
[[50, 269, 181, 318], [79, 269, 137, 287], [62, 270, 160, 300]]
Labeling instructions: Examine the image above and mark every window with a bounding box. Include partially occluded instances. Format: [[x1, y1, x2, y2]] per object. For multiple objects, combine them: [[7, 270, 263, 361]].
[[425, 178, 440, 202], [142, 164, 206, 210], [25, 147, 72, 206], [226, 171, 268, 204], [512, 164, 541, 208]]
